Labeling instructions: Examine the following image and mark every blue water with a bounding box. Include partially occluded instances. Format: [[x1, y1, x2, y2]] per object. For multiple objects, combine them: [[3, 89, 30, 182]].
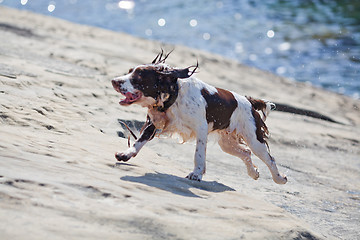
[[1, 0, 359, 98]]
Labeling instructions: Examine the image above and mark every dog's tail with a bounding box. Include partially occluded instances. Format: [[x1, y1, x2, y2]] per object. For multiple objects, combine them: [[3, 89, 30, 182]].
[[246, 96, 276, 121], [263, 100, 276, 121]]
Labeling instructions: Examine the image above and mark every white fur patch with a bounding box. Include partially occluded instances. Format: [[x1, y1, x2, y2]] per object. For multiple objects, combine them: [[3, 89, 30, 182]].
[[114, 73, 136, 93]]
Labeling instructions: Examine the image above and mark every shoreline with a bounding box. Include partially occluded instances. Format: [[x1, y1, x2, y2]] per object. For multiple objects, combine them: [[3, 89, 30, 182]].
[[1, 6, 359, 239]]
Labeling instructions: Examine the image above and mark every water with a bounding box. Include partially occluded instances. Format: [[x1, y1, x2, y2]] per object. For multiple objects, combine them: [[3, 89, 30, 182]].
[[1, 0, 359, 98]]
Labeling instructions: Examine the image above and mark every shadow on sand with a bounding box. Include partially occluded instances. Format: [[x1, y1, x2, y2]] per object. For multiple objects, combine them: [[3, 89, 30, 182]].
[[121, 172, 235, 198]]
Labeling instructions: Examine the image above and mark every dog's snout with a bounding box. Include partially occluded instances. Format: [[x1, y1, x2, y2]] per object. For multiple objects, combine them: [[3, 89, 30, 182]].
[[112, 78, 124, 93], [112, 78, 123, 87], [111, 79, 117, 87]]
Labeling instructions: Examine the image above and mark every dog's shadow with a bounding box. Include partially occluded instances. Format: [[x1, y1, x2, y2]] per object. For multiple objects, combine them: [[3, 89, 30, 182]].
[[121, 172, 235, 198]]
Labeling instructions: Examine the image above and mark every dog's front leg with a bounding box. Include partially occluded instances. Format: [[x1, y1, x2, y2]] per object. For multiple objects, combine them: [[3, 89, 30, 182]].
[[186, 124, 208, 181], [115, 116, 156, 162]]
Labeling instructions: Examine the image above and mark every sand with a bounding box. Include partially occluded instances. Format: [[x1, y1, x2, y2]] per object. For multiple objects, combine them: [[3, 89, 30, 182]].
[[0, 6, 359, 240]]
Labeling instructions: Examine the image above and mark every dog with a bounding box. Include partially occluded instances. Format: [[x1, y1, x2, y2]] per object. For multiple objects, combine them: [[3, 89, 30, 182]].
[[111, 51, 287, 184]]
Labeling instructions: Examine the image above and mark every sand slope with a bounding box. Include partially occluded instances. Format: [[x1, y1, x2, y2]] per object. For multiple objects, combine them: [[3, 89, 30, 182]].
[[0, 6, 359, 239]]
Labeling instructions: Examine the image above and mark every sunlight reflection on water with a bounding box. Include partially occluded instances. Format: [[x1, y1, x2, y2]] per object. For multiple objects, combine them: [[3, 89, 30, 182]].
[[157, 18, 166, 27], [118, 0, 135, 10], [267, 30, 275, 38], [47, 2, 55, 13], [189, 19, 198, 27], [1, 0, 359, 98]]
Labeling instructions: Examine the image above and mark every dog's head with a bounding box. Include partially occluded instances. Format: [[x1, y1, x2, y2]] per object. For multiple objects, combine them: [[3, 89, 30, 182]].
[[112, 52, 197, 109]]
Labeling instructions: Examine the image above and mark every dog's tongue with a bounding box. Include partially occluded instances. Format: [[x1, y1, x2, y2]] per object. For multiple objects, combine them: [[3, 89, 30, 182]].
[[120, 92, 139, 105]]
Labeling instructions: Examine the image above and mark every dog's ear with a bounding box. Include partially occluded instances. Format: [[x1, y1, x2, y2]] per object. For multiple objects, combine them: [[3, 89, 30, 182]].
[[172, 61, 199, 79], [159, 61, 199, 79], [170, 68, 193, 79]]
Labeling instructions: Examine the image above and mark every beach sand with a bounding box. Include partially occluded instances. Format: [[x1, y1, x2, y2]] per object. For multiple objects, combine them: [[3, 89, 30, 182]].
[[0, 6, 359, 239]]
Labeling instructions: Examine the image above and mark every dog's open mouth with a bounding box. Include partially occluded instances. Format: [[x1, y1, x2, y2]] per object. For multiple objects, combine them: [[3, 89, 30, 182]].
[[119, 91, 142, 105]]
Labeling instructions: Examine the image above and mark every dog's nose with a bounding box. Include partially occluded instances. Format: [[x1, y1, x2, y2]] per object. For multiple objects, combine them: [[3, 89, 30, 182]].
[[112, 79, 125, 93], [111, 79, 118, 88]]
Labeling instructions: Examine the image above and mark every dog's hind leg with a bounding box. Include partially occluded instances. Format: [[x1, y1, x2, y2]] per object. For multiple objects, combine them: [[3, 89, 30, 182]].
[[218, 132, 260, 180], [244, 135, 287, 184]]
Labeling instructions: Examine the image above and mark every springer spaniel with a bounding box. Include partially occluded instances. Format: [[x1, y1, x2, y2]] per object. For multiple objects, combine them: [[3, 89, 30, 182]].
[[112, 51, 287, 184]]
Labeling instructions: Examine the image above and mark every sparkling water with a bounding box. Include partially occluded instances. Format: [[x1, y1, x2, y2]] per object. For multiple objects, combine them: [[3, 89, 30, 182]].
[[1, 0, 359, 98]]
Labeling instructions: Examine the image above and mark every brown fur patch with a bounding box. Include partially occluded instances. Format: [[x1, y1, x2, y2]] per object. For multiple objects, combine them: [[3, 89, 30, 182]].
[[201, 88, 238, 130], [246, 96, 267, 111], [148, 108, 169, 130], [251, 108, 269, 144], [246, 96, 270, 144]]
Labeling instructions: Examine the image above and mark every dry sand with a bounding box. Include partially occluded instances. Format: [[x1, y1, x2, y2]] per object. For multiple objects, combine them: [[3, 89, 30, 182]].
[[1, 6, 359, 240]]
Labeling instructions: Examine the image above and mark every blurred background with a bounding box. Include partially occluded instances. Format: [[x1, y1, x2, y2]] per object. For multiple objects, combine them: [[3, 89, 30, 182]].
[[1, 0, 359, 98]]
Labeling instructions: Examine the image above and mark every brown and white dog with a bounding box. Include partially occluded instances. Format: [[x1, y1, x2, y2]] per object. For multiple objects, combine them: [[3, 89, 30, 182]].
[[112, 52, 287, 184]]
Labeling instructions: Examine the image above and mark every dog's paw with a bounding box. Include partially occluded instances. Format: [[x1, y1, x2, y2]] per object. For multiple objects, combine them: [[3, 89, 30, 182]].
[[273, 174, 287, 184], [115, 147, 137, 162], [249, 167, 260, 180], [186, 172, 202, 181], [115, 152, 132, 162]]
